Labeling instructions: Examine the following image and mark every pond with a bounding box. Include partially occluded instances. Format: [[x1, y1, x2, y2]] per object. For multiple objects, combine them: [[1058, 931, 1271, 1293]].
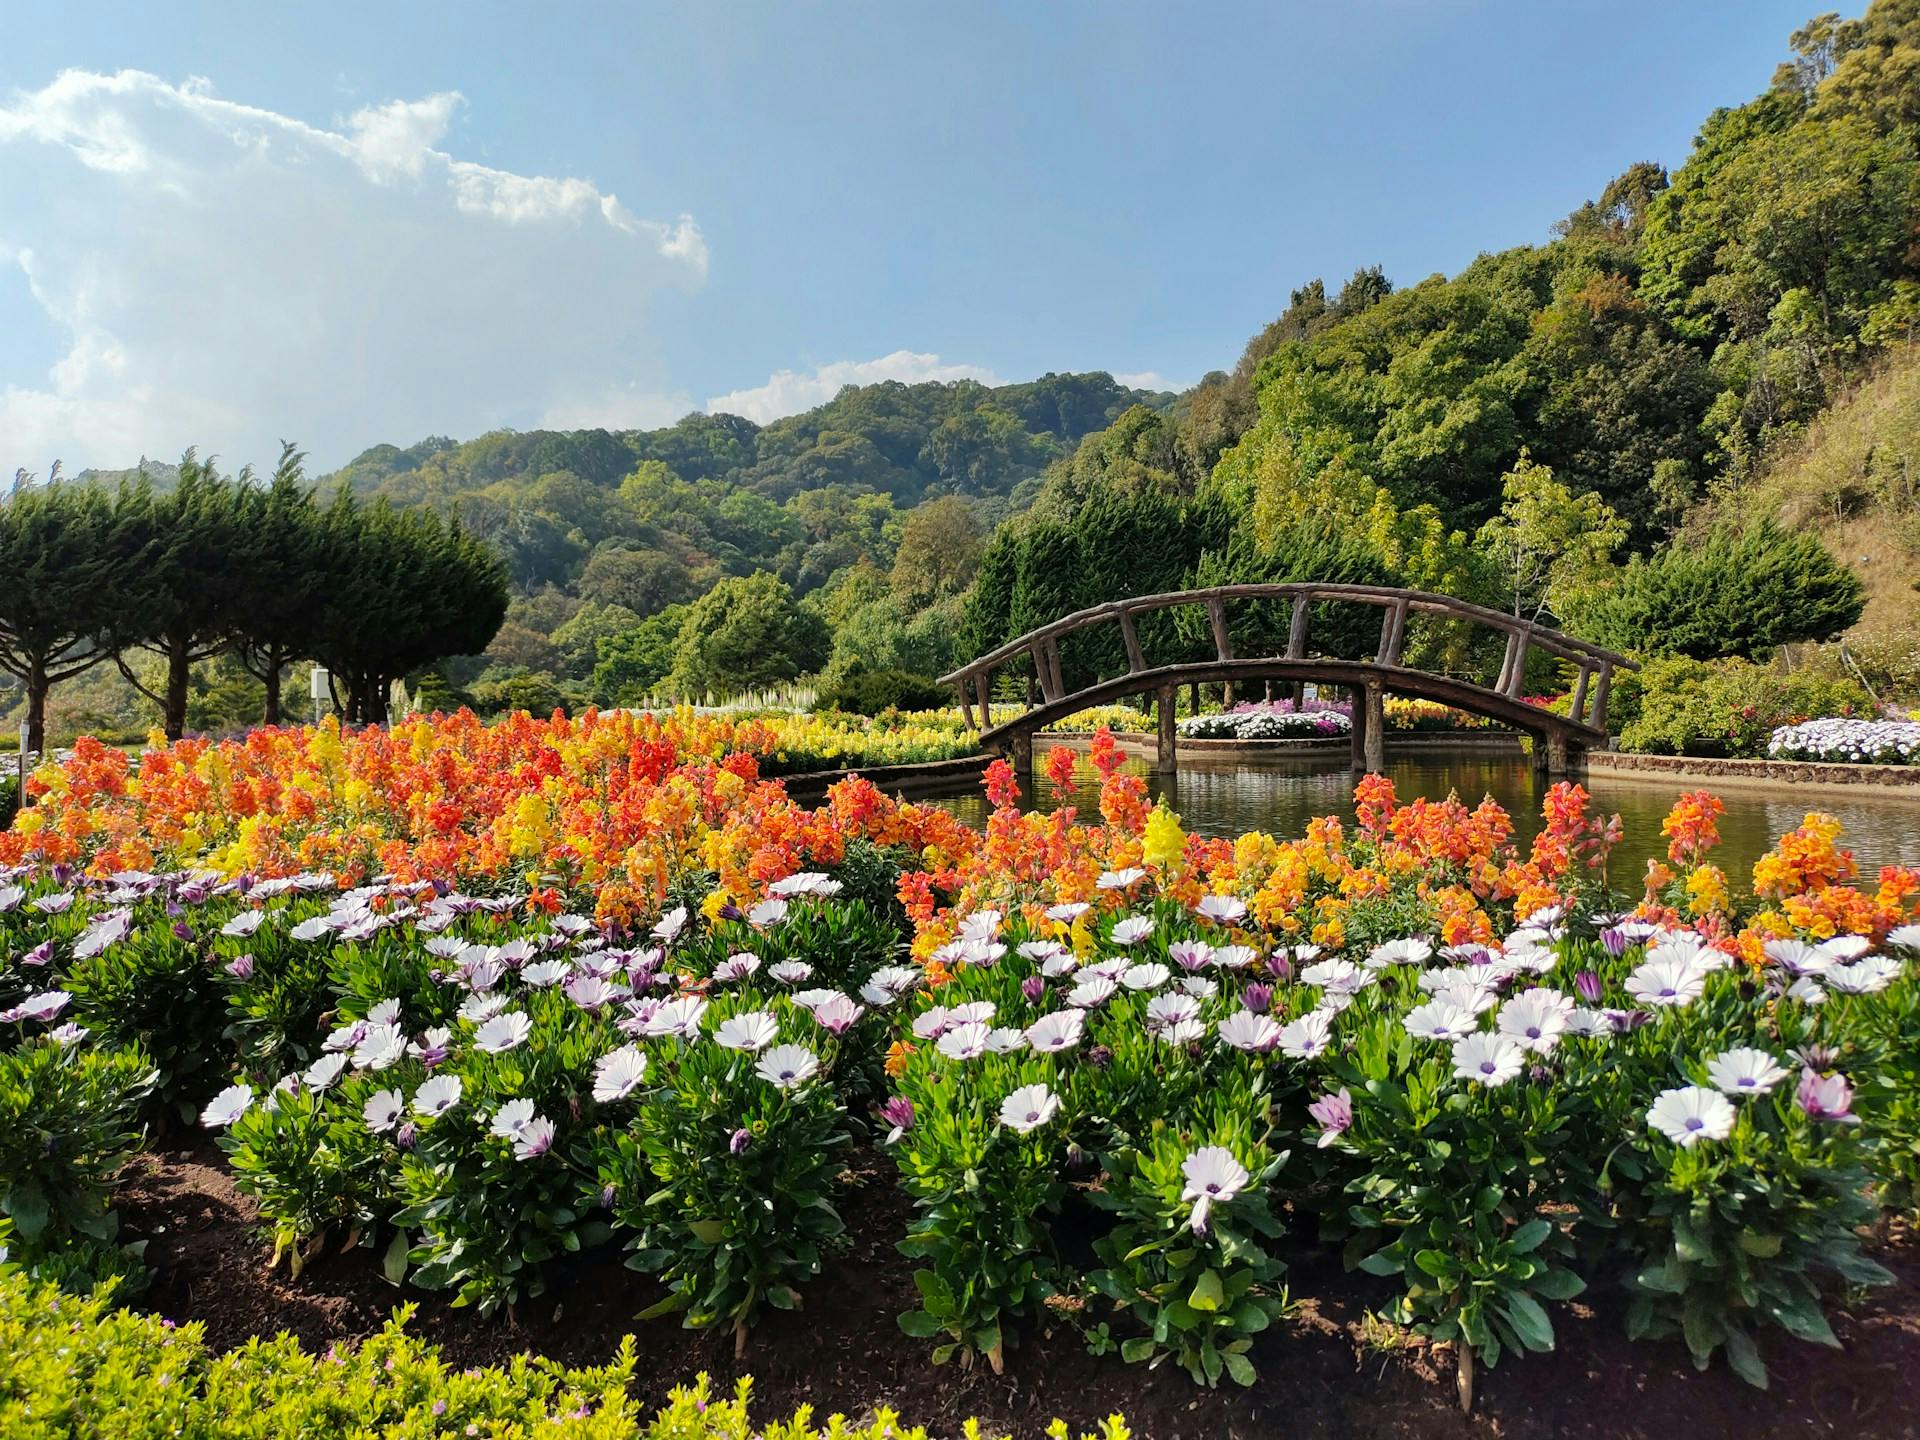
[[922, 745, 1920, 888]]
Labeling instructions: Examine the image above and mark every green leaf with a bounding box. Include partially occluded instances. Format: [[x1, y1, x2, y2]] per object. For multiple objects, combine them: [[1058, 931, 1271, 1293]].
[[381, 1230, 410, 1286], [686, 1218, 726, 1245], [1735, 1231, 1783, 1258], [913, 1269, 956, 1314], [1502, 1292, 1555, 1353], [1357, 1251, 1401, 1277], [4, 1183, 49, 1243], [1765, 1295, 1839, 1349], [897, 1310, 942, 1339], [1120, 1337, 1157, 1365], [1723, 1327, 1770, 1389], [1509, 1218, 1551, 1254], [1188, 1269, 1225, 1312], [1414, 1249, 1457, 1280], [1530, 1268, 1586, 1302], [1223, 1350, 1257, 1387]]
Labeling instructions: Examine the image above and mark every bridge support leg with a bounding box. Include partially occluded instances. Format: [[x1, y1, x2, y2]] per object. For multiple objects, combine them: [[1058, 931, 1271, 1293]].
[[1155, 685, 1177, 776], [1536, 732, 1578, 777], [1008, 732, 1034, 779], [1365, 682, 1385, 774]]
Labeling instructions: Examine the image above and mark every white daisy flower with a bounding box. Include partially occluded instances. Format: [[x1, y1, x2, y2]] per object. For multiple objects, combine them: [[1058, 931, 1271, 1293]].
[[714, 1009, 780, 1052], [1646, 1085, 1735, 1147], [999, 1083, 1061, 1133], [1450, 1033, 1524, 1087], [1705, 1047, 1789, 1097]]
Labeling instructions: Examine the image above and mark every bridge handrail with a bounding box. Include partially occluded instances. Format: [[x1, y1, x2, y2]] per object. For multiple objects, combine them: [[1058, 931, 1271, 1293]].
[[942, 583, 1633, 681], [938, 582, 1638, 736]]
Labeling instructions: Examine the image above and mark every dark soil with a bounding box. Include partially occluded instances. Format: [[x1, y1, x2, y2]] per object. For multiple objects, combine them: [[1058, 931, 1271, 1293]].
[[118, 1140, 1920, 1439]]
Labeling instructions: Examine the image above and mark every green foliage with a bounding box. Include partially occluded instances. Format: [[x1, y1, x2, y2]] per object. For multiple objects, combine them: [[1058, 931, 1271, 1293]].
[[1617, 1084, 1890, 1386], [1474, 453, 1628, 622], [816, 667, 950, 716], [218, 1082, 391, 1276], [3, 1273, 1095, 1440], [590, 604, 687, 704], [1331, 1009, 1594, 1373], [0, 1041, 155, 1286], [1617, 655, 1872, 757], [471, 672, 578, 719], [664, 573, 831, 701], [1088, 1107, 1288, 1388], [65, 917, 232, 1117], [0, 478, 130, 753], [393, 990, 615, 1314], [605, 997, 850, 1342], [1573, 521, 1865, 662]]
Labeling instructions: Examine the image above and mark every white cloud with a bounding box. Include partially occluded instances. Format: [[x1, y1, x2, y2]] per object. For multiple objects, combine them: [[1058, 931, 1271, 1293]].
[[706, 350, 1002, 425], [0, 69, 706, 473], [1111, 371, 1188, 394]]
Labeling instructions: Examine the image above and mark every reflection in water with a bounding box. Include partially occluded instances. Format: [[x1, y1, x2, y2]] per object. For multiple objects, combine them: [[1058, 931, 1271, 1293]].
[[923, 746, 1920, 887]]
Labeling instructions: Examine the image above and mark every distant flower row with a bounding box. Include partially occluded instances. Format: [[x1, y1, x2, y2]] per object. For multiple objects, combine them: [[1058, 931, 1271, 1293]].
[[1769, 716, 1920, 766]]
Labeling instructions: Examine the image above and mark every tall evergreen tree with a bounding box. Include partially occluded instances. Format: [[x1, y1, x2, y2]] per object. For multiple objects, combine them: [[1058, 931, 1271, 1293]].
[[232, 443, 325, 726], [0, 480, 126, 755], [107, 456, 252, 741]]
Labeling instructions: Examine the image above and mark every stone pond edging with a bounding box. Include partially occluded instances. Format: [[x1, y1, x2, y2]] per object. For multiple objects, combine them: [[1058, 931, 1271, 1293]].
[[1584, 749, 1920, 800]]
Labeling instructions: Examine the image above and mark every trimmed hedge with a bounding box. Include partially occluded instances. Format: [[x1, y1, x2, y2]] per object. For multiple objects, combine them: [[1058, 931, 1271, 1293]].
[[0, 1272, 1132, 1439]]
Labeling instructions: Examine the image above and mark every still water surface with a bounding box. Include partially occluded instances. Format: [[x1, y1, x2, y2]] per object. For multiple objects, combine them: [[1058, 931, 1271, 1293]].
[[923, 747, 1920, 887]]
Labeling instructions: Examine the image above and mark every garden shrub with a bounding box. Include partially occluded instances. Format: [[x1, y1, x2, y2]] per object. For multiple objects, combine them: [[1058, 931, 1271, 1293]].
[[601, 991, 851, 1348], [0, 1039, 156, 1288], [0, 1273, 1134, 1440], [816, 667, 951, 717], [1619, 656, 1871, 757], [1571, 521, 1864, 661]]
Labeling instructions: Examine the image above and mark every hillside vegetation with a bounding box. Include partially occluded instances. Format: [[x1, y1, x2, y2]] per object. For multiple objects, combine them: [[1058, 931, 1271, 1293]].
[[1729, 345, 1920, 694], [8, 2, 1918, 742]]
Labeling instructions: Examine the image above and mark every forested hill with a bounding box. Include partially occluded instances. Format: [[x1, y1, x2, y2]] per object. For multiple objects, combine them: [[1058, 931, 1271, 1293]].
[[329, 371, 1170, 510], [960, 2, 1920, 681]]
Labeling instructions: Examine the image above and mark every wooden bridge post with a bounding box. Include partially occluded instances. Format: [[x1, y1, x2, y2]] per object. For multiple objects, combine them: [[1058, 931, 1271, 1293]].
[[1155, 685, 1177, 776], [1008, 731, 1034, 778], [1536, 730, 1576, 777], [1364, 682, 1386, 774]]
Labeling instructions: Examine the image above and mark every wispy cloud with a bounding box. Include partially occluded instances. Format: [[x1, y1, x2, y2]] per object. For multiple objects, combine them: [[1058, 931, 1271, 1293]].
[[706, 349, 1002, 425], [0, 69, 706, 472]]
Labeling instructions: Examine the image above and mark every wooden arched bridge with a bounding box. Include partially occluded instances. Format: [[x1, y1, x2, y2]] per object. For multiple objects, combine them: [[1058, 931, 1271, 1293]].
[[939, 583, 1636, 776]]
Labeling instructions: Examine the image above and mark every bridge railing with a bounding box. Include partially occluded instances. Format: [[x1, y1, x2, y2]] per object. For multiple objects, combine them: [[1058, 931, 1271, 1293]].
[[939, 582, 1637, 736]]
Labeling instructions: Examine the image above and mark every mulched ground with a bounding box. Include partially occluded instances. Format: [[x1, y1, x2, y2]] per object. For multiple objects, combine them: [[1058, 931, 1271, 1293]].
[[117, 1140, 1920, 1439]]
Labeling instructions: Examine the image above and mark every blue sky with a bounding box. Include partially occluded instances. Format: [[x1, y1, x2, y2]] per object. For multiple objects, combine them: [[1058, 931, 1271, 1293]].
[[1, 0, 1814, 473]]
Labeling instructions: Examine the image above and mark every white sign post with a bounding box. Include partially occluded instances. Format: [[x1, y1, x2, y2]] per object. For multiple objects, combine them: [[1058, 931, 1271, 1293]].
[[309, 666, 331, 726]]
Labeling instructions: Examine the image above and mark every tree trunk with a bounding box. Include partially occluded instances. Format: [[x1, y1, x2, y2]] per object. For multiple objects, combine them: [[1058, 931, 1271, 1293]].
[[164, 646, 192, 741], [25, 661, 48, 757], [261, 659, 282, 727]]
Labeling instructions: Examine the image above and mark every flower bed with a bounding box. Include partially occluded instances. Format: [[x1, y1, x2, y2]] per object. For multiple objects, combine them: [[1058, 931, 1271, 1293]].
[[6, 724, 1920, 1406], [1768, 717, 1920, 766], [1178, 707, 1351, 740]]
